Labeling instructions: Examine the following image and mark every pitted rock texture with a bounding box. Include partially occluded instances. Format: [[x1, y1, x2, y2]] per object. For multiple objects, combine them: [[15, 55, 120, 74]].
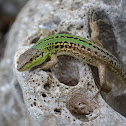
[[66, 88, 99, 115], [0, 0, 125, 126]]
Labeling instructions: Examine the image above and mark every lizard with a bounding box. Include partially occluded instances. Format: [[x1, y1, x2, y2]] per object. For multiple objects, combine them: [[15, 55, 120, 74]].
[[17, 12, 126, 94]]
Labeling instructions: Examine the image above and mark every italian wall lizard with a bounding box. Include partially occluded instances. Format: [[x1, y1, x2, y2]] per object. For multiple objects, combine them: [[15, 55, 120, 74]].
[[17, 13, 126, 93]]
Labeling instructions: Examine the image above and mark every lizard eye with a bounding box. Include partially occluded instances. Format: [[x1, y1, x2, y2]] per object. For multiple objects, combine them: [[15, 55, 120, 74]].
[[30, 58, 33, 62]]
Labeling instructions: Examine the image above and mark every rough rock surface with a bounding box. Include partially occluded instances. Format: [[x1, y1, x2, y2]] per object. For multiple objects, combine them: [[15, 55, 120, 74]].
[[0, 0, 126, 126]]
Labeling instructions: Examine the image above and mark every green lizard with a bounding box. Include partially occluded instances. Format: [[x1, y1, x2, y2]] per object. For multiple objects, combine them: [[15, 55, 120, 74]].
[[17, 13, 126, 93]]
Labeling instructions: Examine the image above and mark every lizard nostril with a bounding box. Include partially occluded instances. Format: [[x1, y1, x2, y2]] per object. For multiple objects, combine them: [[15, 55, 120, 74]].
[[30, 58, 33, 61]]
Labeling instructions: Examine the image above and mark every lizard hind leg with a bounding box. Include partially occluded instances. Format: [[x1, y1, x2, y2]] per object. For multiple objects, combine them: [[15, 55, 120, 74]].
[[90, 11, 103, 47], [97, 64, 112, 99], [90, 11, 110, 48], [101, 81, 112, 93]]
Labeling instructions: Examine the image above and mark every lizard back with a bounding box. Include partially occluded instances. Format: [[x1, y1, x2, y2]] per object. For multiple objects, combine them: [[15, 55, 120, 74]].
[[32, 34, 126, 85]]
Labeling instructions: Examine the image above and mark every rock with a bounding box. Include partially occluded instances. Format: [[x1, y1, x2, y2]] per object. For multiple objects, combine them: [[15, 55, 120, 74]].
[[0, 0, 126, 126]]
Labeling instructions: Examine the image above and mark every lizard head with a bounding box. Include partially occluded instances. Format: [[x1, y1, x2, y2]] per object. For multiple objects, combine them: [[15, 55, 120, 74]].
[[17, 48, 48, 72]]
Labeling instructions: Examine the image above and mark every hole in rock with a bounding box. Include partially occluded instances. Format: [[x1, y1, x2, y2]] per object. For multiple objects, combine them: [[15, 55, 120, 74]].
[[33, 102, 36, 106], [30, 36, 41, 43], [44, 82, 50, 91], [42, 93, 46, 97], [54, 108, 61, 113], [51, 56, 80, 86]]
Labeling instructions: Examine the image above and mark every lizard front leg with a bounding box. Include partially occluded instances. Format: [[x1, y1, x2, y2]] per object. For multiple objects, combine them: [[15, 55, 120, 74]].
[[39, 54, 58, 70]]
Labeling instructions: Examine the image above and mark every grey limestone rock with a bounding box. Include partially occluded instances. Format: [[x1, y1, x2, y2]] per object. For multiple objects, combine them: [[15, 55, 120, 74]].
[[0, 0, 126, 126]]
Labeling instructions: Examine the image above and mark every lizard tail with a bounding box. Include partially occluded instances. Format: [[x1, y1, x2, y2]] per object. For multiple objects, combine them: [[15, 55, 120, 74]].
[[113, 66, 126, 87], [107, 57, 126, 87], [120, 68, 126, 87]]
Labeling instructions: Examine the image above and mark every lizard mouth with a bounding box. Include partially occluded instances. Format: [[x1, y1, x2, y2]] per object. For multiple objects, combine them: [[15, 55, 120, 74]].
[[17, 57, 31, 71], [17, 62, 28, 72]]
